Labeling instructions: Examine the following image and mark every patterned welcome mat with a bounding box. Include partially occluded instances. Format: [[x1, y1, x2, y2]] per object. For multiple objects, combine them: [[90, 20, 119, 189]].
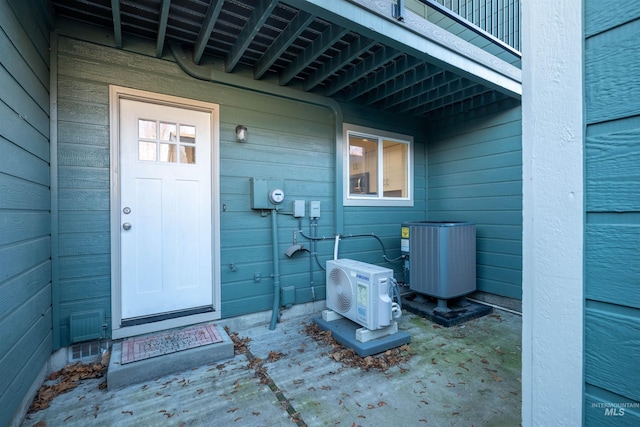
[[120, 323, 223, 364]]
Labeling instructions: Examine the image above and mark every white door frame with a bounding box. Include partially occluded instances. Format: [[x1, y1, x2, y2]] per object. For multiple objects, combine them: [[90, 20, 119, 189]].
[[109, 86, 221, 339]]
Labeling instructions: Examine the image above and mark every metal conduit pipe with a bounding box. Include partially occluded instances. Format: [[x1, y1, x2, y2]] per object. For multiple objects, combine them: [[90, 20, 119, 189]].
[[169, 42, 345, 329], [270, 208, 280, 330], [310, 219, 317, 301]]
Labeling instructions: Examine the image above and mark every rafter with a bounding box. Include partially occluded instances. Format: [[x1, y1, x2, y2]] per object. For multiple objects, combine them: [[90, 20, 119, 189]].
[[365, 65, 442, 107], [425, 91, 506, 120], [254, 11, 315, 80], [303, 36, 376, 91], [193, 0, 224, 64], [226, 0, 280, 73], [394, 77, 476, 114], [110, 0, 122, 48], [325, 46, 401, 96], [380, 70, 456, 110], [279, 23, 348, 86], [342, 54, 421, 102], [410, 84, 490, 116], [284, 0, 521, 97], [155, 0, 171, 58]]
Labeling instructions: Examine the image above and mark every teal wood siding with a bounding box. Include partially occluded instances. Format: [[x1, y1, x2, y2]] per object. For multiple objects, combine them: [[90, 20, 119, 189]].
[[54, 33, 431, 335], [56, 38, 111, 346], [584, 2, 640, 423], [0, 0, 52, 424], [426, 106, 522, 299], [340, 109, 427, 281], [54, 35, 332, 331], [219, 101, 335, 315]]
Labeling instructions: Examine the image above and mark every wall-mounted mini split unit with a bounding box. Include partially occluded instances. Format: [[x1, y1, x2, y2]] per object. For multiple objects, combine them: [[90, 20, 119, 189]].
[[326, 259, 393, 330]]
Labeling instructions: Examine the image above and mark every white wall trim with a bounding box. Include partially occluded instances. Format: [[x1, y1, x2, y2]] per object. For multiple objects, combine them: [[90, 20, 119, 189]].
[[521, 0, 584, 425], [342, 123, 415, 207]]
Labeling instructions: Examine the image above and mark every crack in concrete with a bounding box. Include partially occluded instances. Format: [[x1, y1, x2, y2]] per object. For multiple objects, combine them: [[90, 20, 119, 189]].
[[243, 344, 307, 426]]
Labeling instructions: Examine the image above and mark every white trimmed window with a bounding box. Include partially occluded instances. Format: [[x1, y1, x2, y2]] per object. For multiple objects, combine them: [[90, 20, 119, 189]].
[[343, 124, 413, 207]]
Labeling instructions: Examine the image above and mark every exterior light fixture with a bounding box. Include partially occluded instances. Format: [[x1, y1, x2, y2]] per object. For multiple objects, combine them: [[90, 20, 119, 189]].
[[235, 125, 248, 142]]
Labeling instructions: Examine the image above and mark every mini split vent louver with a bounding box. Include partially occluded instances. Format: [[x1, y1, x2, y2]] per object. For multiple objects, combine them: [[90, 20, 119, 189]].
[[326, 259, 394, 330], [328, 266, 353, 313]]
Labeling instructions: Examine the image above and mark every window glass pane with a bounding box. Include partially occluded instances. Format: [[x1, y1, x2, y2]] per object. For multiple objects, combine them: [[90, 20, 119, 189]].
[[179, 125, 196, 144], [159, 122, 177, 141], [138, 120, 156, 139], [139, 141, 157, 161], [180, 146, 196, 164], [383, 140, 408, 197], [160, 143, 177, 162], [348, 134, 378, 196], [344, 125, 412, 206]]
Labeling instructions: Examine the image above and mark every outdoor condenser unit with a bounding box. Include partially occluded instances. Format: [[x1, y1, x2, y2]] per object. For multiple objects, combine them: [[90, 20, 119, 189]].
[[401, 221, 476, 310], [326, 259, 394, 330]]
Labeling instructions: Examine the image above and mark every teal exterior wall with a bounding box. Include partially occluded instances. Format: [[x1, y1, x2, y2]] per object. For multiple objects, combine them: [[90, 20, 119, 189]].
[[0, 0, 52, 424], [2, 0, 526, 422], [339, 104, 428, 276], [53, 33, 430, 344], [53, 28, 523, 346], [427, 105, 522, 299], [583, 2, 640, 423]]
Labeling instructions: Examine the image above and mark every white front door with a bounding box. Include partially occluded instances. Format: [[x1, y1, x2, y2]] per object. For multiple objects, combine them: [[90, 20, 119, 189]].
[[118, 98, 213, 322]]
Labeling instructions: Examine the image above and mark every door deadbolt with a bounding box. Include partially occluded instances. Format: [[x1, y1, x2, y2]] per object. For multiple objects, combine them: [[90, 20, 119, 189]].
[[123, 207, 131, 214]]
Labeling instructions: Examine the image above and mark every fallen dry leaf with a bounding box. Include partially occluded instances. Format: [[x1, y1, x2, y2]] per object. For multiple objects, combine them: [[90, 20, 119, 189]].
[[303, 323, 412, 372], [267, 350, 285, 362], [224, 327, 251, 354], [28, 360, 107, 414]]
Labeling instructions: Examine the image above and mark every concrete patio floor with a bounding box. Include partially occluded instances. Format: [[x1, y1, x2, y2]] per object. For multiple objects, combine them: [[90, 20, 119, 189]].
[[22, 304, 522, 427]]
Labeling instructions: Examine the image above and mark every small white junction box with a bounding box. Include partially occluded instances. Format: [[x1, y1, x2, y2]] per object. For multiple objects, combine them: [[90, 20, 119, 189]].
[[293, 200, 305, 217], [309, 200, 321, 218]]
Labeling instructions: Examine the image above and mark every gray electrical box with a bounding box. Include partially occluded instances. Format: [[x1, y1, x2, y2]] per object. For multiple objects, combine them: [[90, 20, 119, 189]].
[[309, 200, 321, 218], [250, 178, 284, 210], [293, 200, 305, 217]]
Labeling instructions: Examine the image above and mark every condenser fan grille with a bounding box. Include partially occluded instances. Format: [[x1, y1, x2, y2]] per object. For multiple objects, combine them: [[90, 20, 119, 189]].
[[328, 267, 353, 313]]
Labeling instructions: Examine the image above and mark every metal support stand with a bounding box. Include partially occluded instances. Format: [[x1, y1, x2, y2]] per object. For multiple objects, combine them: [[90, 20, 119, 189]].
[[434, 298, 451, 314]]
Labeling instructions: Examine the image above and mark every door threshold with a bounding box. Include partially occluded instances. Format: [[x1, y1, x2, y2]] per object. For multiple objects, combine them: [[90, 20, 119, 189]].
[[121, 306, 213, 327]]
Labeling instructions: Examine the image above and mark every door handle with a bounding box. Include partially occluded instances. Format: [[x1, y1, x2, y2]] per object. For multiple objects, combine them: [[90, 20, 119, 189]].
[[122, 223, 132, 230]]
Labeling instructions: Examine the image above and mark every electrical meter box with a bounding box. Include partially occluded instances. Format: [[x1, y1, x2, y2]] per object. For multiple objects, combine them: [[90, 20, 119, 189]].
[[250, 178, 284, 209]]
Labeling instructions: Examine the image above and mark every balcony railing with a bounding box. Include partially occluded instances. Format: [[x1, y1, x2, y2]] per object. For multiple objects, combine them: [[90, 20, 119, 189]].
[[430, 0, 521, 51]]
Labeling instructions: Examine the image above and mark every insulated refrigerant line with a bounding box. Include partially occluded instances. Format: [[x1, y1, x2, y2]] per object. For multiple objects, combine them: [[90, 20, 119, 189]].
[[466, 297, 522, 316]]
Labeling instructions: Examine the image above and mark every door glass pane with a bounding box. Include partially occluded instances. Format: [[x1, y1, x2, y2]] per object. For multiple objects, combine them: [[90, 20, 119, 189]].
[[160, 122, 177, 141], [348, 134, 378, 196], [180, 146, 196, 164], [179, 125, 196, 144], [139, 141, 157, 161], [383, 140, 408, 197], [138, 119, 156, 139], [160, 143, 178, 162]]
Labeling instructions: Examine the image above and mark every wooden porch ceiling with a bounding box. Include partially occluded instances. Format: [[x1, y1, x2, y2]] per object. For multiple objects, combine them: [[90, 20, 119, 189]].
[[50, 0, 521, 120]]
